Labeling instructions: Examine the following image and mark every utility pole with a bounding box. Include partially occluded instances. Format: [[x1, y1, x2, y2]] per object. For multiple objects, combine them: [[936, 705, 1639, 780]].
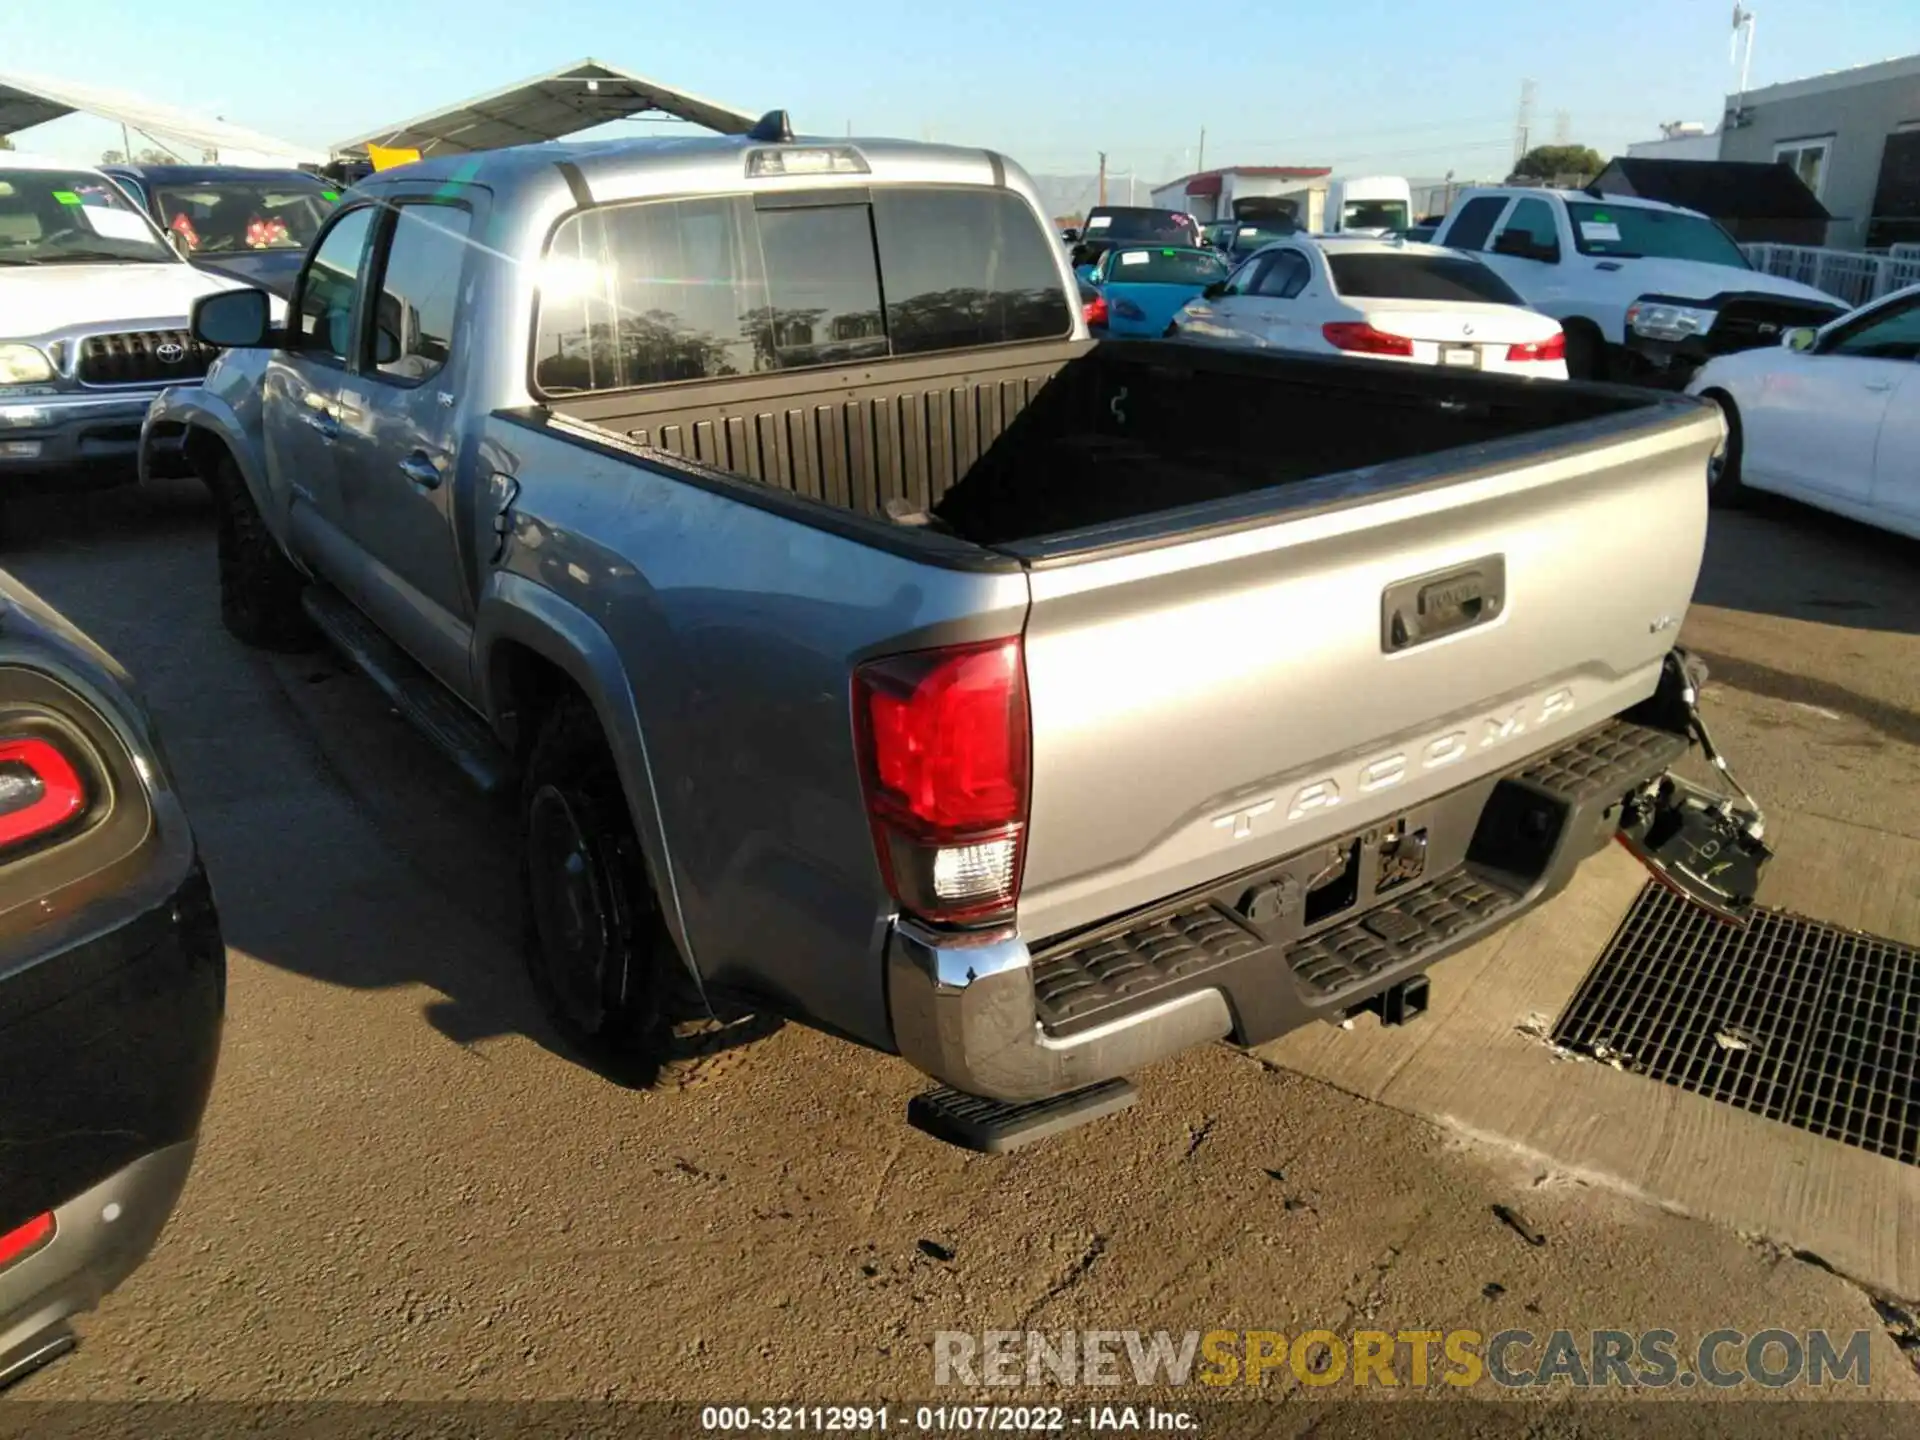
[[120, 121, 132, 162], [1097, 151, 1107, 206], [1196, 126, 1206, 174]]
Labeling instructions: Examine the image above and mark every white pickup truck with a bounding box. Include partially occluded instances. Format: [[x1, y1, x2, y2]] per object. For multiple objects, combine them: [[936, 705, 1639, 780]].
[[0, 154, 235, 514], [1430, 186, 1846, 384]]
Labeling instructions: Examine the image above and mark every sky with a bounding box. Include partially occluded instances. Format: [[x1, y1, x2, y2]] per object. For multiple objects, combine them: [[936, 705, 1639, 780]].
[[7, 0, 1920, 191]]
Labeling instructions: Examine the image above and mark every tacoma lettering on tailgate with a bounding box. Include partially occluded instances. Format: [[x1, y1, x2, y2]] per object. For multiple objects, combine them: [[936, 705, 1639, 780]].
[[1210, 687, 1577, 842]]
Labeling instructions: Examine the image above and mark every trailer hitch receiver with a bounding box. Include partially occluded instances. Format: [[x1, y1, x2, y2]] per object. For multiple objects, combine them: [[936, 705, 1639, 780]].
[[1618, 649, 1773, 924]]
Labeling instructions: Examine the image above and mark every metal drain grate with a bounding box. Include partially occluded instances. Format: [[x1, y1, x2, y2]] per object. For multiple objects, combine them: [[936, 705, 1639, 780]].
[[1554, 883, 1920, 1164]]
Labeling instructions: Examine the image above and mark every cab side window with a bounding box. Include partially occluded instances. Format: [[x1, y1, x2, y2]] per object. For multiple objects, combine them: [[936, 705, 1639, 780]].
[[1493, 199, 1561, 262], [368, 204, 474, 384], [295, 206, 377, 363], [1441, 196, 1508, 251]]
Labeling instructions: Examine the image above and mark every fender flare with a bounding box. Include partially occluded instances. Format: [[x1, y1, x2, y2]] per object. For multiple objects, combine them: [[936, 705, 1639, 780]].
[[145, 389, 276, 511], [473, 572, 700, 985]]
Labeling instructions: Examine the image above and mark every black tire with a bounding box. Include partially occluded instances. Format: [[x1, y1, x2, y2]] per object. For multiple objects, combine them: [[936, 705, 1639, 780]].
[[1702, 391, 1749, 509], [206, 453, 316, 651], [521, 695, 676, 1081], [1563, 322, 1607, 382]]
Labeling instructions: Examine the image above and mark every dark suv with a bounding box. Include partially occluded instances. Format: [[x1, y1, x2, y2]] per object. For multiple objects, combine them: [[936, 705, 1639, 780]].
[[102, 163, 339, 293]]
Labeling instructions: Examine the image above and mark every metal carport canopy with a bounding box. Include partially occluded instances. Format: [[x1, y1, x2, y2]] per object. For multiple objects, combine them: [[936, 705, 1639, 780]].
[[329, 58, 757, 158], [0, 69, 324, 162]]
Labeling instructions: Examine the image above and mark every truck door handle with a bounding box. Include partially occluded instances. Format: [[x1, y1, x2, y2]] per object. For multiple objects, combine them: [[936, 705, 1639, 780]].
[[303, 410, 339, 440], [399, 453, 442, 489], [1864, 379, 1894, 392]]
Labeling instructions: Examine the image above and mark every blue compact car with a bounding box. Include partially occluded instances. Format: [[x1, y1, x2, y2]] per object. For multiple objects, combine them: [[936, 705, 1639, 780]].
[[1077, 245, 1231, 338]]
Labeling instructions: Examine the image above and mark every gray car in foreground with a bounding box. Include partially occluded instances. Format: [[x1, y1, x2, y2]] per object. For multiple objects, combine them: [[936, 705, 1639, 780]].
[[144, 119, 1766, 1145]]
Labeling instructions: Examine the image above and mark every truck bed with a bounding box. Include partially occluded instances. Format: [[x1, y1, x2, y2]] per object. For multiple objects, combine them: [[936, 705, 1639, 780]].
[[510, 337, 1717, 984], [541, 338, 1668, 553]]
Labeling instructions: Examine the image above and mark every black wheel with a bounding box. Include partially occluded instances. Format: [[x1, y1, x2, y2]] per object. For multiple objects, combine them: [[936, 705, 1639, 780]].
[[521, 695, 675, 1080], [1702, 391, 1748, 508], [206, 453, 316, 651], [1563, 323, 1607, 382]]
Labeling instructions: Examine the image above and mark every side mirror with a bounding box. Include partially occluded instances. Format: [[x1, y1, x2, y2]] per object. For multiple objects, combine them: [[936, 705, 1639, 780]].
[[191, 287, 273, 348], [1062, 228, 1080, 243], [1202, 281, 1228, 300], [166, 229, 193, 259], [374, 327, 403, 365], [1074, 265, 1098, 286], [1783, 327, 1818, 352]]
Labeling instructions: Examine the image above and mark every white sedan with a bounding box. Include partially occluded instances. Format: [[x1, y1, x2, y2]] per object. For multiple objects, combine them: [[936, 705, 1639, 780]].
[[1168, 235, 1568, 379], [1687, 282, 1920, 540]]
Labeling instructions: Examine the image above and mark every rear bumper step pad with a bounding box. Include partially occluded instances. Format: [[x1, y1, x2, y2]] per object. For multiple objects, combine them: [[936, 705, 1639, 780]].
[[1029, 717, 1687, 1040]]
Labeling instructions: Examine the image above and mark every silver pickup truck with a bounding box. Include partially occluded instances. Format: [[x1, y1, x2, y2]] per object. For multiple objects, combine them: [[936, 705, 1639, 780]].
[[145, 116, 1767, 1147]]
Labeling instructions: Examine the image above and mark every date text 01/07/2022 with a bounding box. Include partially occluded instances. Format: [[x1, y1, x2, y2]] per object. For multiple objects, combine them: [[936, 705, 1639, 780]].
[[698, 1406, 1200, 1432]]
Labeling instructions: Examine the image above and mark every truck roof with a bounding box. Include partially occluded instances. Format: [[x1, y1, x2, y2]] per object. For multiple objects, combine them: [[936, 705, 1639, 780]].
[[100, 163, 328, 187], [1462, 184, 1707, 220], [367, 133, 1012, 203]]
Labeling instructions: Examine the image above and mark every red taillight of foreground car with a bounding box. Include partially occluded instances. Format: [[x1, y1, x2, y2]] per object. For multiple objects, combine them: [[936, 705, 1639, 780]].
[[0, 1211, 54, 1271], [852, 638, 1030, 926], [1083, 294, 1109, 328], [1321, 321, 1415, 357], [1508, 331, 1567, 363], [0, 737, 86, 854]]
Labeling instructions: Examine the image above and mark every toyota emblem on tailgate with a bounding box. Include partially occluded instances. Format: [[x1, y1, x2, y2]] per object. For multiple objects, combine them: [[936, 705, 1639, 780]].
[[155, 342, 186, 364]]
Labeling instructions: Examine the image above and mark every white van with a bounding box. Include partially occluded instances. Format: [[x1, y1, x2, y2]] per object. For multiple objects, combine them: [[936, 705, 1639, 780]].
[[1325, 177, 1414, 236]]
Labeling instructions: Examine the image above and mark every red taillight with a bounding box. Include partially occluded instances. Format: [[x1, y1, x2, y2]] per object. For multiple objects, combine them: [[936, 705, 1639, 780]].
[[852, 638, 1030, 925], [1508, 331, 1567, 363], [0, 738, 85, 853], [1321, 321, 1415, 357], [1083, 294, 1109, 328], [0, 1212, 54, 1271]]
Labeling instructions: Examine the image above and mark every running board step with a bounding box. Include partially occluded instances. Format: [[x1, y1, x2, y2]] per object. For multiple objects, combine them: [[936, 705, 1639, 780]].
[[907, 1079, 1139, 1153], [300, 586, 512, 796], [0, 1321, 76, 1389]]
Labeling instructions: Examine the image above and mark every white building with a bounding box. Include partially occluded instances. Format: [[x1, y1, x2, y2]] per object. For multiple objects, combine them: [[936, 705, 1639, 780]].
[[1148, 165, 1332, 224], [1626, 121, 1722, 162]]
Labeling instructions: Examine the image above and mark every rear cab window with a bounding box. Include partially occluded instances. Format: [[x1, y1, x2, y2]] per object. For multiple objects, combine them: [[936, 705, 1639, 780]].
[[1327, 253, 1523, 305], [534, 186, 1070, 395]]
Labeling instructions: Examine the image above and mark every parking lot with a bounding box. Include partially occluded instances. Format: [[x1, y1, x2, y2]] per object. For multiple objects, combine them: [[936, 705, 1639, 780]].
[[1, 474, 1917, 1408]]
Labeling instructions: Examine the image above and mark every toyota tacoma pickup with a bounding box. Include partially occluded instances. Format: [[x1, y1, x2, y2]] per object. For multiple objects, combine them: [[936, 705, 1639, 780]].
[[144, 118, 1767, 1146], [0, 154, 235, 511], [1430, 185, 1846, 386]]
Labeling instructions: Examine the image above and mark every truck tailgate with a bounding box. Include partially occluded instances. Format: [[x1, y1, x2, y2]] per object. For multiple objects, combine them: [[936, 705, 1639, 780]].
[[1015, 405, 1716, 944]]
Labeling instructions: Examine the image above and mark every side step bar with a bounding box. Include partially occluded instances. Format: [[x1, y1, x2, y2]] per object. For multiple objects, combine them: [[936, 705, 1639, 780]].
[[908, 1080, 1139, 1154], [300, 586, 514, 796]]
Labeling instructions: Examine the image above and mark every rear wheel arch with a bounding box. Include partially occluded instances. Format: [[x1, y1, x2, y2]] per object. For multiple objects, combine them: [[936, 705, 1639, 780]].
[[476, 594, 696, 980]]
